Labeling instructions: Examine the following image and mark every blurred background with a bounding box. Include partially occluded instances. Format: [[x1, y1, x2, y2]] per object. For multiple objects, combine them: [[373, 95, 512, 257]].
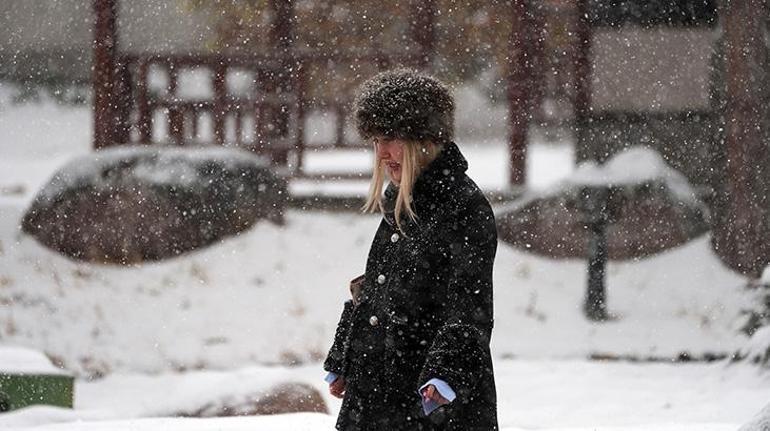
[[0, 1, 769, 430], [1, 0, 767, 275]]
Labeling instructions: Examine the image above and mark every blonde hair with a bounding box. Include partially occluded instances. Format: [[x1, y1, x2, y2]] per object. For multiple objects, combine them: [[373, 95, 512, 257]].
[[363, 140, 443, 232]]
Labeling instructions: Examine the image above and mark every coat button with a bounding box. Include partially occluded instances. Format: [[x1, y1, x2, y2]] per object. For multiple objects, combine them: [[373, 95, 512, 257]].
[[390, 233, 399, 243], [369, 315, 379, 326], [377, 274, 386, 284]]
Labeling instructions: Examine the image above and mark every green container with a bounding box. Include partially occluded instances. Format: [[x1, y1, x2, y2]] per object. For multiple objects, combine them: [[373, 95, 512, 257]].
[[0, 373, 74, 412]]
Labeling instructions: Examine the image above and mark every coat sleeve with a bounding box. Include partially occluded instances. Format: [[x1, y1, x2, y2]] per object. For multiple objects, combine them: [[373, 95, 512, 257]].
[[324, 299, 355, 376], [419, 193, 497, 399]]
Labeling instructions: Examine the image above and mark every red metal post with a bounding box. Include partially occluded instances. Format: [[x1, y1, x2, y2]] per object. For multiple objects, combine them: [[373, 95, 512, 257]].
[[411, 0, 436, 70], [507, 0, 533, 186], [92, 0, 119, 150], [714, 0, 770, 275]]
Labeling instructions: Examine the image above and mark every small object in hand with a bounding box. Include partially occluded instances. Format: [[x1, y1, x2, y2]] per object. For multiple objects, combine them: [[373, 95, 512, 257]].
[[421, 384, 449, 406], [329, 375, 346, 399], [349, 274, 365, 305]]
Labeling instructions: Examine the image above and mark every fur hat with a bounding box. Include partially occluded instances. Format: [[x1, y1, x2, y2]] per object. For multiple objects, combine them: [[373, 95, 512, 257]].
[[354, 69, 454, 144]]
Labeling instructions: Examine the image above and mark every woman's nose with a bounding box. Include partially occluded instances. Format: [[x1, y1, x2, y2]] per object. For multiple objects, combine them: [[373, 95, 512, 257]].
[[376, 144, 389, 160]]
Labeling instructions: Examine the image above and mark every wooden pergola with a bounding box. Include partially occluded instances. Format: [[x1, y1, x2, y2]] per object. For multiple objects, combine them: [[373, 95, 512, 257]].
[[91, 0, 536, 186], [93, 0, 768, 273]]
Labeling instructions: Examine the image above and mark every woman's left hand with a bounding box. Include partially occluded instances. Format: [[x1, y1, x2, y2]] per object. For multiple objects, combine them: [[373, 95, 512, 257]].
[[421, 384, 449, 406]]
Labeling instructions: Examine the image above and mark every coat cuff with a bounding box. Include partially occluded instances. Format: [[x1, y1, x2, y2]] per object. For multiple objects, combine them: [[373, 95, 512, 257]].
[[417, 378, 457, 415], [324, 371, 339, 384]]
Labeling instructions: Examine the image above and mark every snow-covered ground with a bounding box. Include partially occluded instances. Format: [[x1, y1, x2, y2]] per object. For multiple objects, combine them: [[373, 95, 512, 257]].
[[0, 205, 753, 373], [0, 88, 768, 430], [1, 360, 767, 430]]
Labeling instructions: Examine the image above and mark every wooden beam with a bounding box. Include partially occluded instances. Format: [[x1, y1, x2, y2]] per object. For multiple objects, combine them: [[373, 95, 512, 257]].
[[270, 0, 294, 53], [573, 0, 592, 162], [507, 0, 533, 186], [714, 0, 770, 275], [269, 0, 296, 166], [92, 0, 119, 150]]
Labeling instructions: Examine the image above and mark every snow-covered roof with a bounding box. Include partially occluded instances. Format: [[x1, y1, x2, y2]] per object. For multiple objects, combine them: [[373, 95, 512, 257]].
[[498, 145, 704, 216], [563, 146, 700, 201], [0, 346, 69, 376], [36, 145, 271, 202]]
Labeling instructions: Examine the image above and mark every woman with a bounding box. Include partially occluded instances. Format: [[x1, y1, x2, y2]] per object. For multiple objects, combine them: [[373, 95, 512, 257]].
[[324, 69, 498, 430]]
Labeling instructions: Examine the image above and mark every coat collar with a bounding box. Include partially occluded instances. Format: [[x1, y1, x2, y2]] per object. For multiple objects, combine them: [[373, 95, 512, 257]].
[[412, 141, 468, 204], [382, 141, 468, 228]]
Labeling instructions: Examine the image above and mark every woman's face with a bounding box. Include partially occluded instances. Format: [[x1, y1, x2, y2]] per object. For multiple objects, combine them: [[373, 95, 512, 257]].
[[374, 136, 405, 184]]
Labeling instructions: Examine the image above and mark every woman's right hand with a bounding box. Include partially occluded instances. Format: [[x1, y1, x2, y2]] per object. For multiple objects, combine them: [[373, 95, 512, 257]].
[[329, 375, 346, 398]]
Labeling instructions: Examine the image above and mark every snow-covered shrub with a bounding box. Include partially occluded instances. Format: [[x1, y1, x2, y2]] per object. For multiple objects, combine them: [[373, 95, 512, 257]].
[[497, 146, 710, 260], [739, 266, 770, 338], [737, 326, 770, 368], [22, 146, 286, 264], [735, 266, 770, 369], [5, 81, 90, 106], [739, 402, 770, 431]]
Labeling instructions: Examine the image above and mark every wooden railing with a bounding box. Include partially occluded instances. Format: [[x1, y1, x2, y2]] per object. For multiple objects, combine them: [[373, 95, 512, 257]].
[[115, 52, 422, 179]]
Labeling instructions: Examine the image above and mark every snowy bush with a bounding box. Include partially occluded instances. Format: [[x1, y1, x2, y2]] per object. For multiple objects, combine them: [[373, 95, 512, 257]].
[[735, 266, 770, 368], [497, 146, 710, 260], [739, 402, 770, 431], [3, 81, 90, 106], [737, 326, 770, 368], [739, 266, 770, 337], [22, 146, 286, 264]]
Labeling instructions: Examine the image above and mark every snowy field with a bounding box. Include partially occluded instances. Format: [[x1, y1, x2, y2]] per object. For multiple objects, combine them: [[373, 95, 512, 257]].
[[1, 360, 766, 430], [0, 88, 768, 430]]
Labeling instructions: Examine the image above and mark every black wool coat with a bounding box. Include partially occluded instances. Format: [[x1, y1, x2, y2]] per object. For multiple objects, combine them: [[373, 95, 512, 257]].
[[324, 142, 498, 430]]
